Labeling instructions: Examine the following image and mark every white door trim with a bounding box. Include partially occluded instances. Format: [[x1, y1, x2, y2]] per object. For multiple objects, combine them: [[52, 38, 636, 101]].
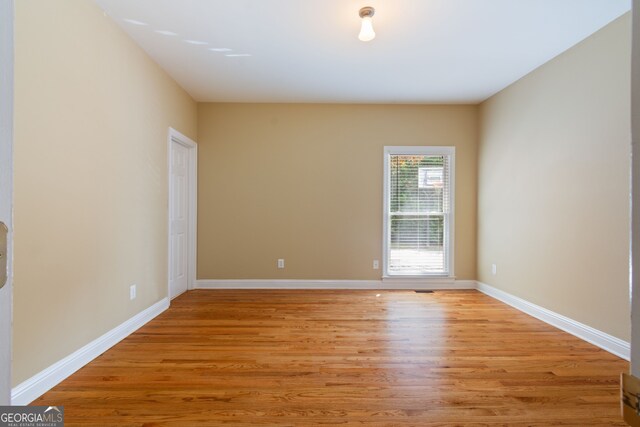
[[0, 0, 13, 405], [168, 128, 197, 300], [631, 0, 640, 377]]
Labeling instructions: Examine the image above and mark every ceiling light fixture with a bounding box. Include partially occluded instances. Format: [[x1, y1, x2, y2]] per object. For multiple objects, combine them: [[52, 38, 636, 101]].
[[358, 7, 375, 42]]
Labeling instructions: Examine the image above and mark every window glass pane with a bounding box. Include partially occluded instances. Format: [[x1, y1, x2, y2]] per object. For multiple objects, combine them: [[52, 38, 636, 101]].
[[387, 152, 451, 275]]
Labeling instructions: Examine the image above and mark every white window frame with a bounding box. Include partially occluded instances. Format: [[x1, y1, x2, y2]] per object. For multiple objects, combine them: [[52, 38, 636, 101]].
[[382, 146, 456, 278]]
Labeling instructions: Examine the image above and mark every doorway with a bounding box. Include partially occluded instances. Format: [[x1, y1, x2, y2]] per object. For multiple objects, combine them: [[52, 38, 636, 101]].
[[168, 128, 197, 300]]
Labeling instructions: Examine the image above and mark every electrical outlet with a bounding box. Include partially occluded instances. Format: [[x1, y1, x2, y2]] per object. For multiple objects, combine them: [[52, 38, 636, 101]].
[[277, 259, 285, 269], [491, 264, 497, 275], [373, 260, 379, 270], [129, 284, 137, 300]]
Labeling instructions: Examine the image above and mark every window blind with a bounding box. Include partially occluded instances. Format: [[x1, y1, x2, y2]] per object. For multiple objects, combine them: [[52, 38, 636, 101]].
[[388, 153, 451, 275]]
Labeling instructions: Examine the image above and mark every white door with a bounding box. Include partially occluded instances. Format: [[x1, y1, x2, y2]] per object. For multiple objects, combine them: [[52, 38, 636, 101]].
[[169, 139, 190, 299], [0, 0, 13, 405]]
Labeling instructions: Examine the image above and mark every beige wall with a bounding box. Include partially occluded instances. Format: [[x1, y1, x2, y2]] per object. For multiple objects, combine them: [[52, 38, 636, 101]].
[[197, 104, 478, 280], [478, 14, 631, 340], [13, 0, 197, 385]]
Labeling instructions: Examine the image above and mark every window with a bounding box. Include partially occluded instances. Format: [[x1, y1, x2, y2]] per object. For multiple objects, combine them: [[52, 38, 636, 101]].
[[383, 146, 455, 277]]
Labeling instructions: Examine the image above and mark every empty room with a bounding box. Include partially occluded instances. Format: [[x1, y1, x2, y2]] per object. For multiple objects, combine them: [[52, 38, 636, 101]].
[[1, 0, 640, 425]]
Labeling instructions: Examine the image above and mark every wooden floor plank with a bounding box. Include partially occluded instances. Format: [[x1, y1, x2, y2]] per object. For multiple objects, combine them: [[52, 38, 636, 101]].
[[33, 290, 628, 426]]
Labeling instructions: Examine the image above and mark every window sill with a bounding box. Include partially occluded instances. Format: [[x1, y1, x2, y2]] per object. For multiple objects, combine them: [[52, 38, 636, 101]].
[[382, 275, 456, 280]]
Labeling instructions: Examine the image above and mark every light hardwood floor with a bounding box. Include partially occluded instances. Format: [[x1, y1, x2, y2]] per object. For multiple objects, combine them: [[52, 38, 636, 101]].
[[33, 290, 628, 426]]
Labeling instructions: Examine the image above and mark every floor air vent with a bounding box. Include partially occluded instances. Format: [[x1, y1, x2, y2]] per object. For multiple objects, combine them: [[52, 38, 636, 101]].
[[414, 290, 434, 293]]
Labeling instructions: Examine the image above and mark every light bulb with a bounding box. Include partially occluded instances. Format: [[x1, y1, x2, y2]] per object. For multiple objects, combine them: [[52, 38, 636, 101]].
[[358, 16, 375, 42]]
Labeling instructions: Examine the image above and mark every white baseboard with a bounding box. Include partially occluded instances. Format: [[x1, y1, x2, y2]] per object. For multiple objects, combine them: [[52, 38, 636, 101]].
[[195, 279, 379, 289], [194, 279, 477, 290], [383, 279, 477, 290], [11, 297, 170, 405], [476, 281, 630, 360]]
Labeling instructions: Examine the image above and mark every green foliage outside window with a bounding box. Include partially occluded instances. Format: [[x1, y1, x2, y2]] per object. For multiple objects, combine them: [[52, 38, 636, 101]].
[[390, 155, 445, 249]]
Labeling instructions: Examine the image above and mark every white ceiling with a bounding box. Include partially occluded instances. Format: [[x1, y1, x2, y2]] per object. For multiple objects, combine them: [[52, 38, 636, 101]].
[[94, 0, 630, 104]]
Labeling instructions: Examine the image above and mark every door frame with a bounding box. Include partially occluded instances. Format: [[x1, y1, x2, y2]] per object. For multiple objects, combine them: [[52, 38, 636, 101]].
[[0, 0, 13, 405], [167, 128, 197, 300], [631, 0, 639, 377]]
